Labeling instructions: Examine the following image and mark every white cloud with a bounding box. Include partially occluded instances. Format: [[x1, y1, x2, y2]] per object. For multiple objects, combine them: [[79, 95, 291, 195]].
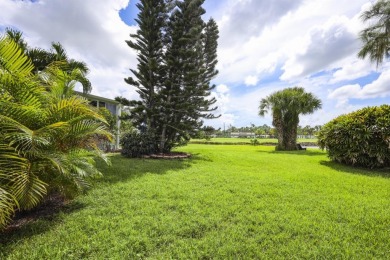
[[207, 84, 237, 128], [360, 71, 390, 98], [256, 53, 279, 75], [217, 0, 304, 48], [245, 75, 258, 86], [331, 59, 375, 83], [328, 84, 361, 107], [329, 70, 390, 106], [213, 84, 230, 115], [215, 0, 368, 85], [216, 84, 229, 94], [280, 15, 359, 81], [0, 0, 137, 100]]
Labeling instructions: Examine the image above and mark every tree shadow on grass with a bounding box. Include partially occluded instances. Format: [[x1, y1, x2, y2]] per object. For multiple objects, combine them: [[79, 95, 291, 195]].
[[257, 148, 325, 157], [0, 197, 86, 247], [1, 154, 203, 245], [95, 153, 207, 185], [320, 160, 390, 178]]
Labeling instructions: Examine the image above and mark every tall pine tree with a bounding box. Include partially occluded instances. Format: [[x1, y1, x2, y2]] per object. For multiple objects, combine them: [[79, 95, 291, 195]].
[[123, 0, 219, 154], [124, 0, 167, 139]]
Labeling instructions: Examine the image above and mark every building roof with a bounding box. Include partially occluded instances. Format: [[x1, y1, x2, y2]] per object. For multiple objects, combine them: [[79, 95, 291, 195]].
[[75, 91, 120, 104]]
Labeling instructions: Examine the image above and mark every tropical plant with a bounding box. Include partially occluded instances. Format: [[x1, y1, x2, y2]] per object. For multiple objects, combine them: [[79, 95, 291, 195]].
[[358, 0, 390, 66], [318, 105, 390, 168], [259, 87, 322, 151], [5, 28, 91, 93], [0, 36, 111, 230], [97, 107, 119, 152]]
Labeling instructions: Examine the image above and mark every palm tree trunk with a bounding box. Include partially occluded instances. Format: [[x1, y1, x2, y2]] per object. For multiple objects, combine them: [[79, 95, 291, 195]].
[[273, 115, 285, 150]]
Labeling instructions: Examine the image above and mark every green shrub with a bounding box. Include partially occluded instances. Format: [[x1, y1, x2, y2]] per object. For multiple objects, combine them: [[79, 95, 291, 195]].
[[250, 138, 260, 146], [121, 131, 156, 158], [318, 105, 390, 168]]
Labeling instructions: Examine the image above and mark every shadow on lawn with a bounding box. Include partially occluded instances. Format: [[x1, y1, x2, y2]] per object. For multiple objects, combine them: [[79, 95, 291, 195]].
[[0, 154, 204, 249], [95, 153, 206, 185], [257, 148, 325, 157], [320, 160, 390, 178], [0, 199, 85, 247]]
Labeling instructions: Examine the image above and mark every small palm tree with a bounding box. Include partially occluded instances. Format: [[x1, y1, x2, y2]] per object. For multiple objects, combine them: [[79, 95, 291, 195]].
[[5, 28, 92, 93], [48, 42, 92, 93], [358, 0, 390, 66], [0, 36, 111, 229], [259, 87, 321, 151]]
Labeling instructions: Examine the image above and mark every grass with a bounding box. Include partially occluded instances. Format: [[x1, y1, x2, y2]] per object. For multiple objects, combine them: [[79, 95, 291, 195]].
[[190, 137, 318, 144], [1, 145, 390, 259]]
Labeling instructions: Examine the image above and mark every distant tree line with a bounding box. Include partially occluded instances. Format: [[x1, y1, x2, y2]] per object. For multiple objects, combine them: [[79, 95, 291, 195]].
[[196, 123, 323, 139]]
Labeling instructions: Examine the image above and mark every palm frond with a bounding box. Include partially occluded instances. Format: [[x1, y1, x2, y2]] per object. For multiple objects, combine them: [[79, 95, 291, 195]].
[[0, 36, 34, 77], [358, 0, 390, 66], [0, 187, 18, 229], [47, 97, 107, 124], [11, 170, 47, 210], [0, 143, 45, 213]]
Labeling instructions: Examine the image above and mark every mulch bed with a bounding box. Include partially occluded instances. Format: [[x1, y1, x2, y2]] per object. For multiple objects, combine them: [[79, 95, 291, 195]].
[[143, 152, 191, 159], [2, 193, 69, 234]]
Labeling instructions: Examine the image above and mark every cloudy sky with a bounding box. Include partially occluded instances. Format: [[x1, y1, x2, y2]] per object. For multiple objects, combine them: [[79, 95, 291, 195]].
[[1, 0, 389, 128]]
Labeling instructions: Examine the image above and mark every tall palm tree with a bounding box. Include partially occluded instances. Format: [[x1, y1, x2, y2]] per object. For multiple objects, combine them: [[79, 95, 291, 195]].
[[358, 0, 390, 66], [0, 35, 111, 230], [259, 87, 322, 151]]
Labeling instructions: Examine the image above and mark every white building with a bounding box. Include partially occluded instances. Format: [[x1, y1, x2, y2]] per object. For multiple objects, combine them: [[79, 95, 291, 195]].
[[76, 92, 122, 150], [230, 132, 256, 138]]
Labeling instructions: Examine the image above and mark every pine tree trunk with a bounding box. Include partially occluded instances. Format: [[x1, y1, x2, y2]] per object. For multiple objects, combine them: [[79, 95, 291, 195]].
[[159, 124, 167, 154]]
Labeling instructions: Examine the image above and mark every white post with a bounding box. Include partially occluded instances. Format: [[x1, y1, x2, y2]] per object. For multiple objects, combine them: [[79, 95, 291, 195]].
[[115, 104, 122, 150]]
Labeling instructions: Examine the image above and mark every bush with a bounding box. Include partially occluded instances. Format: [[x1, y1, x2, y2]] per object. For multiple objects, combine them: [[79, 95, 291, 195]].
[[250, 138, 260, 146], [318, 105, 390, 168], [121, 131, 156, 158]]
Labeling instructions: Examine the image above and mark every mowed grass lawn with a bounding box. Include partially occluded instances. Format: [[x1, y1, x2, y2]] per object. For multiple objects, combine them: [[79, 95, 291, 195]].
[[1, 145, 390, 259], [190, 137, 318, 144]]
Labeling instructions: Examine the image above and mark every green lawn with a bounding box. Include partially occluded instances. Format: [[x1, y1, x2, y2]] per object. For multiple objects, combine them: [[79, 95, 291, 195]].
[[1, 145, 390, 259], [190, 137, 318, 144]]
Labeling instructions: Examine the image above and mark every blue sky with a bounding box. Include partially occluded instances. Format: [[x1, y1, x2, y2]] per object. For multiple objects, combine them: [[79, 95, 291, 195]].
[[0, 0, 389, 128]]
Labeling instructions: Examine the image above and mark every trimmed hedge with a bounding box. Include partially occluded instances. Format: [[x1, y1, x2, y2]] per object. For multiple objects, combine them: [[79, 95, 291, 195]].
[[318, 105, 390, 168]]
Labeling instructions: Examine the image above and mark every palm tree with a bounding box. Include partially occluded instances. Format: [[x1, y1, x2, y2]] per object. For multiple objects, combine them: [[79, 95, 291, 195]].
[[358, 0, 390, 66], [259, 87, 322, 151], [0, 35, 111, 230], [5, 28, 92, 93]]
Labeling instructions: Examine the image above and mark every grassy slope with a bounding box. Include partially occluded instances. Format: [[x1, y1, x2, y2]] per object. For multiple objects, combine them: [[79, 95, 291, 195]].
[[1, 145, 389, 259]]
